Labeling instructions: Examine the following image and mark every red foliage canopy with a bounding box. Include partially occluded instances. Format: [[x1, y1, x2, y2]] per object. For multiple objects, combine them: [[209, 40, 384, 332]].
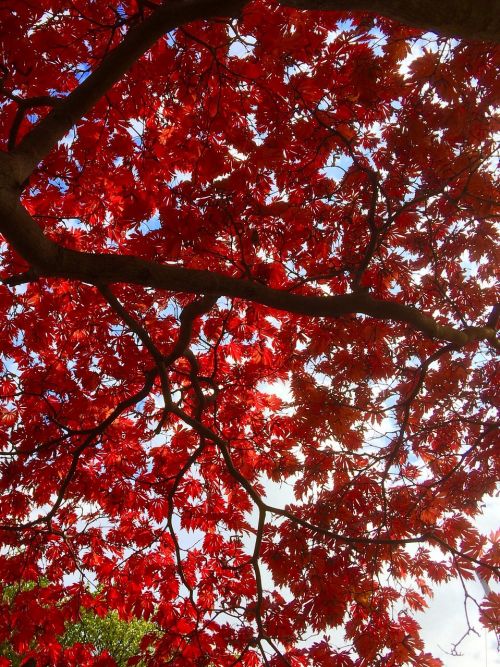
[[0, 1, 498, 665]]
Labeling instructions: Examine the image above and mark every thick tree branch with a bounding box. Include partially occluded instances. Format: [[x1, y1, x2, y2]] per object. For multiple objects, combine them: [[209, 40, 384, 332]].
[[4, 0, 498, 186], [279, 0, 500, 42], [8, 0, 245, 183], [0, 194, 497, 350]]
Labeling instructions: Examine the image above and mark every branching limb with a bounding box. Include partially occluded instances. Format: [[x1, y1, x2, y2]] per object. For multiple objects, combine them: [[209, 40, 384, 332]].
[[98, 284, 173, 430], [170, 402, 500, 570], [98, 284, 164, 366], [0, 198, 497, 350], [8, 0, 245, 182], [164, 294, 219, 365], [0, 370, 156, 531]]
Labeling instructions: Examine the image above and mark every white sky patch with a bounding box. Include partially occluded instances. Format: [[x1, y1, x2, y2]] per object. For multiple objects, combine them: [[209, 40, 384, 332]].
[[227, 25, 256, 60], [126, 117, 145, 146], [416, 496, 500, 666], [228, 144, 247, 161], [398, 33, 441, 76]]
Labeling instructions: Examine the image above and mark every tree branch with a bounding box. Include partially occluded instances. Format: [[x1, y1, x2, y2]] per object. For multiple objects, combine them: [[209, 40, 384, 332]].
[[8, 0, 245, 183], [4, 0, 498, 186], [0, 370, 156, 531], [279, 0, 500, 42], [0, 196, 497, 350]]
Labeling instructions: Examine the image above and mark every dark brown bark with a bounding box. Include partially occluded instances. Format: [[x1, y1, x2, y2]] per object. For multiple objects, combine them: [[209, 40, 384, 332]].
[[280, 0, 500, 42], [10, 0, 246, 183], [6, 0, 498, 185], [0, 0, 498, 355], [0, 178, 497, 350]]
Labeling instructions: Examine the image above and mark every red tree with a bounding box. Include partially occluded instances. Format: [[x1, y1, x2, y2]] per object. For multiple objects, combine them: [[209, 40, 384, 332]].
[[0, 2, 498, 665]]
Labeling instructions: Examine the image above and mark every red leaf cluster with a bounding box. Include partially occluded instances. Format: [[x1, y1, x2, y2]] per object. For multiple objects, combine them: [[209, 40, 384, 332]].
[[0, 1, 498, 665]]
